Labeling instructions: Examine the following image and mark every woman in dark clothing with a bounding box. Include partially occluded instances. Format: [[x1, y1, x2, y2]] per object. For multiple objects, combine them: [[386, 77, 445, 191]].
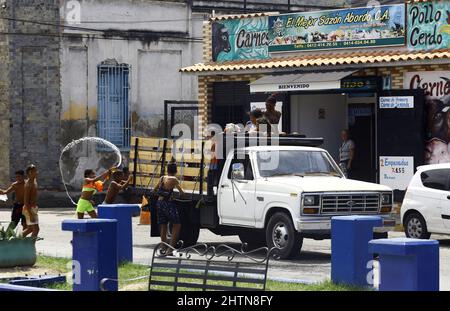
[[153, 163, 185, 253]]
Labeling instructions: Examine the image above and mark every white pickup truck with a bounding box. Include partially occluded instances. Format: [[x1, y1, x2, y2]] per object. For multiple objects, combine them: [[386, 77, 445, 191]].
[[135, 136, 396, 259]]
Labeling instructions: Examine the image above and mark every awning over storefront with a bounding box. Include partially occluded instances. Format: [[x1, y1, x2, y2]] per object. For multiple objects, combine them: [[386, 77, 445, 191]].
[[180, 50, 450, 73], [249, 70, 356, 93]]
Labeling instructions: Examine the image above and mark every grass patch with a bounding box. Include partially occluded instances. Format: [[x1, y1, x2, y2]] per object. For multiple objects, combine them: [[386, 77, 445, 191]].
[[26, 256, 369, 291]]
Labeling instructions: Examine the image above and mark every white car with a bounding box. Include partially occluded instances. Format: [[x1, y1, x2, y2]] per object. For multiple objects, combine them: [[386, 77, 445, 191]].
[[401, 163, 450, 239]]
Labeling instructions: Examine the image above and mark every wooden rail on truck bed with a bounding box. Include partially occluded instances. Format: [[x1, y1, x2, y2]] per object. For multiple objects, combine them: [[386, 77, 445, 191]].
[[130, 137, 210, 194], [130, 135, 324, 194]]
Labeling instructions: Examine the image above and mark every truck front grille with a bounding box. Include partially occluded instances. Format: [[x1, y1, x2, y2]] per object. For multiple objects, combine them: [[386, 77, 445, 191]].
[[321, 193, 380, 214]]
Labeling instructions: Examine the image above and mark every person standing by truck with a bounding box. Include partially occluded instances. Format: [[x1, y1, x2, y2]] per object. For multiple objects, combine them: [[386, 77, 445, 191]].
[[153, 162, 185, 254], [339, 129, 355, 178]]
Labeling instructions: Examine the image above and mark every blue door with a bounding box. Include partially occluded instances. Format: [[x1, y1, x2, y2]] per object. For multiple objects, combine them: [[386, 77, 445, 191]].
[[98, 63, 130, 149]]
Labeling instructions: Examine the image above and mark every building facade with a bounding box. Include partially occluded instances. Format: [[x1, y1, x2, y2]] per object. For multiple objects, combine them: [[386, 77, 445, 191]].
[[181, 1, 450, 199], [2, 0, 371, 204]]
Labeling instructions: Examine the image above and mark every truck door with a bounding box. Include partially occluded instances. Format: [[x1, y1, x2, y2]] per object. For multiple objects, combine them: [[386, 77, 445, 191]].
[[218, 153, 256, 227], [377, 90, 425, 200]]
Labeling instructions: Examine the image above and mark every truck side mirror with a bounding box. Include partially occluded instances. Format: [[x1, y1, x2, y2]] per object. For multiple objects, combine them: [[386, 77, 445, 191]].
[[231, 163, 245, 180]]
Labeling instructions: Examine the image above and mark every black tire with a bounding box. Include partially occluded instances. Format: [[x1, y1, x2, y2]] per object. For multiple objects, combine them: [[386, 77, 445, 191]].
[[373, 232, 388, 239], [404, 212, 431, 239], [238, 231, 266, 249], [265, 212, 303, 259]]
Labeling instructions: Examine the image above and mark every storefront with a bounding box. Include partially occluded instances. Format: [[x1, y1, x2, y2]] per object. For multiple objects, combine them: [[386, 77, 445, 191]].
[[181, 1, 450, 196]]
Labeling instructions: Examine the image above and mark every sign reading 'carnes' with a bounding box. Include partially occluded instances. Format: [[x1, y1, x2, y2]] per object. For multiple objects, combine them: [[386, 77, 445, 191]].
[[212, 17, 269, 62]]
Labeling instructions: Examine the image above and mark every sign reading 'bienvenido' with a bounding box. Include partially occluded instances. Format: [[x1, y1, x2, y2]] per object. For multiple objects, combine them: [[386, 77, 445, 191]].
[[268, 4, 406, 53]]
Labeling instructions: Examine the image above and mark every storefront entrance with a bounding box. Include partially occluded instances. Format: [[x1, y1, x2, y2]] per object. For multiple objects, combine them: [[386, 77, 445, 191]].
[[290, 92, 377, 183]]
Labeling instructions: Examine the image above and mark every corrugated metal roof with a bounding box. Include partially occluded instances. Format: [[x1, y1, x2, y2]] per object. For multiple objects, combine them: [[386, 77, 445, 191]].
[[180, 49, 450, 73], [209, 12, 277, 21]]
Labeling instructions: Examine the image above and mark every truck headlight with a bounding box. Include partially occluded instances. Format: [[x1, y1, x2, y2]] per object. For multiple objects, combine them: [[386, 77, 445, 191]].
[[303, 195, 320, 206], [381, 193, 392, 205]]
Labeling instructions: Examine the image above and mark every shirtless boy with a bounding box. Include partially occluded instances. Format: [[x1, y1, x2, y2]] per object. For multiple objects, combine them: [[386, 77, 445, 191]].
[[22, 165, 39, 238], [0, 170, 27, 230], [104, 170, 132, 204]]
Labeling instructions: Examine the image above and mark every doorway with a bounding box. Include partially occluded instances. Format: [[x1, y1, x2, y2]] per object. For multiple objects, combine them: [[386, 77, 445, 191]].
[[347, 94, 377, 182], [290, 92, 377, 183]]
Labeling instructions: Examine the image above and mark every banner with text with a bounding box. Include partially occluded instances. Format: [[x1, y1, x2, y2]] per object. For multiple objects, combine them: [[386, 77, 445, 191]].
[[379, 156, 414, 190], [268, 4, 405, 53], [407, 0, 450, 50], [212, 17, 269, 62]]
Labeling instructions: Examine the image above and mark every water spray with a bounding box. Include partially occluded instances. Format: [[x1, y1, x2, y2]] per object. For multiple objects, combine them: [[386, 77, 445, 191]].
[[59, 137, 122, 206]]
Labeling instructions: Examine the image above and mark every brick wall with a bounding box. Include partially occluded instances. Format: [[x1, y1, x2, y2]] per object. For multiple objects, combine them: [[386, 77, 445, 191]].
[[202, 21, 212, 63], [197, 73, 262, 132], [2, 0, 62, 189], [0, 8, 10, 187]]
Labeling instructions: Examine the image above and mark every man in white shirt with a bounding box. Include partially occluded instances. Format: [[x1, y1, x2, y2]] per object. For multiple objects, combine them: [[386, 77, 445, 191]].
[[339, 130, 355, 178]]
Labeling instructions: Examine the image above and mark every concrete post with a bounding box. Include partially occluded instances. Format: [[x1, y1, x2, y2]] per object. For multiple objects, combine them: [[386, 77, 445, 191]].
[[62, 219, 118, 291], [369, 238, 439, 291], [331, 215, 383, 287], [98, 204, 141, 262]]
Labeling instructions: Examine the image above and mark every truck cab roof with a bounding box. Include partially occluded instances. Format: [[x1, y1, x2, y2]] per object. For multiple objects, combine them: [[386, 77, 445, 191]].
[[235, 145, 327, 153]]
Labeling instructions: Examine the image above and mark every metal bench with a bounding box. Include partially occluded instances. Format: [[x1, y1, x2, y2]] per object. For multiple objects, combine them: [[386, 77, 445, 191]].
[[148, 242, 278, 291]]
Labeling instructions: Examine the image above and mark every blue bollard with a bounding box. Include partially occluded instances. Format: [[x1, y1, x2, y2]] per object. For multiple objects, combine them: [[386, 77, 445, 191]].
[[98, 204, 141, 262], [62, 219, 118, 291], [331, 215, 383, 287], [369, 238, 439, 291]]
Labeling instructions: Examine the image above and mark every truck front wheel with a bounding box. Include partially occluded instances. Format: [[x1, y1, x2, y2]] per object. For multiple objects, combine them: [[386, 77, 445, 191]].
[[266, 212, 303, 259]]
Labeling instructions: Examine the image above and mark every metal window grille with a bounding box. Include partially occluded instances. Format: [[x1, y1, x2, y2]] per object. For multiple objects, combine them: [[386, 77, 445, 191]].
[[97, 62, 131, 150]]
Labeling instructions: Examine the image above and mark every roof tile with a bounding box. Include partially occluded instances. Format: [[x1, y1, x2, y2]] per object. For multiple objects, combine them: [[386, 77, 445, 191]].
[[181, 50, 450, 73]]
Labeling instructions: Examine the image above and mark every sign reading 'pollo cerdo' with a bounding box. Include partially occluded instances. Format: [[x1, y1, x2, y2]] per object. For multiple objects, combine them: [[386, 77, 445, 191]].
[[407, 0, 450, 50]]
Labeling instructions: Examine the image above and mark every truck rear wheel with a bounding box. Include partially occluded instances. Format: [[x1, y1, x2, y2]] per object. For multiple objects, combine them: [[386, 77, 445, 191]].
[[265, 212, 303, 259]]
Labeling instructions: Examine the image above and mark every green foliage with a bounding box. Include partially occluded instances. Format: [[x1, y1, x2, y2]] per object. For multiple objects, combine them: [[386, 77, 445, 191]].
[[0, 223, 18, 241]]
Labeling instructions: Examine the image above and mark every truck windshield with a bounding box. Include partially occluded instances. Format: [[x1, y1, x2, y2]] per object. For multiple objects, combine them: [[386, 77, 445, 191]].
[[256, 150, 342, 178]]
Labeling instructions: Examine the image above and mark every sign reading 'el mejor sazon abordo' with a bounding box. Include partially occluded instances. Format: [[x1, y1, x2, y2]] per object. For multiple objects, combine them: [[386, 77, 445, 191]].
[[268, 4, 405, 53]]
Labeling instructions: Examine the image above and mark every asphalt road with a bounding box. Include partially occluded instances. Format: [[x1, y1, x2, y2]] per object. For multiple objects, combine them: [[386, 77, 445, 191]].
[[1, 208, 449, 290]]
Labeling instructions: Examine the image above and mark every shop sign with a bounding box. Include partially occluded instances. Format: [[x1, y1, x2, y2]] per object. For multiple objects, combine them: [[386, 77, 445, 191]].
[[268, 4, 405, 53], [379, 96, 414, 109], [379, 156, 414, 190], [211, 16, 269, 62], [404, 71, 450, 164], [407, 0, 450, 50], [341, 77, 380, 90]]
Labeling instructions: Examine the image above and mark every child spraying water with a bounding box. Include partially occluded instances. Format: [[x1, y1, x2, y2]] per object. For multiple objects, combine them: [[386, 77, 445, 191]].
[[76, 166, 115, 219]]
